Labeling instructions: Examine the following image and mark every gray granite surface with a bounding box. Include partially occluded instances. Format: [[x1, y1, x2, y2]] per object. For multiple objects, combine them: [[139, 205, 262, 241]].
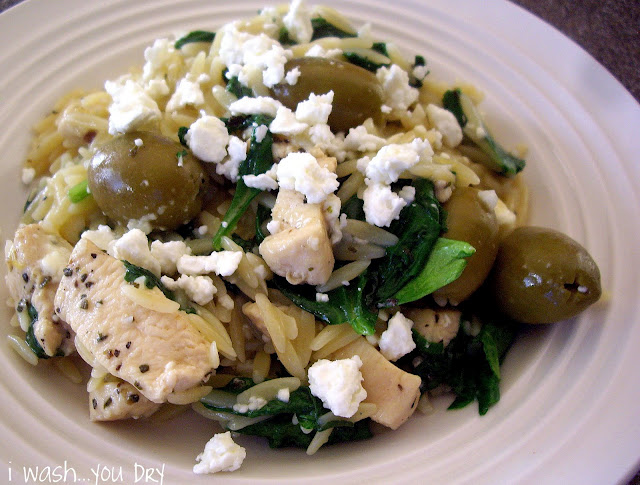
[[0, 0, 638, 482]]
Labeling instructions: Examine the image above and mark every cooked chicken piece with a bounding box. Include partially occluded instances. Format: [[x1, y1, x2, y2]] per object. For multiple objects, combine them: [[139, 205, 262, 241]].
[[89, 375, 160, 421], [404, 308, 461, 347], [55, 238, 213, 403], [5, 224, 74, 356], [330, 337, 421, 430], [259, 190, 334, 285]]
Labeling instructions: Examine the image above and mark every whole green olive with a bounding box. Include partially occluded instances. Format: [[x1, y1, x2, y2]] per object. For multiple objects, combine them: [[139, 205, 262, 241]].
[[270, 57, 383, 133], [87, 131, 207, 231], [433, 187, 500, 305], [489, 226, 602, 324]]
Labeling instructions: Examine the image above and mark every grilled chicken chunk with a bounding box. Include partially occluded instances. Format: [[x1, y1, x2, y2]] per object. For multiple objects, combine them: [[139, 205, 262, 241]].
[[259, 189, 334, 285], [331, 337, 421, 430], [55, 238, 213, 403], [5, 224, 74, 356], [89, 375, 160, 421]]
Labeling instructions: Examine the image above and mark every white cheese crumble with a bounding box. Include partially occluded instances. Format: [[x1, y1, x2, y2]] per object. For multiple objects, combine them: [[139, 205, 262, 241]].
[[276, 152, 339, 204], [283, 0, 313, 43], [362, 182, 407, 228], [216, 135, 248, 183], [362, 138, 432, 185], [344, 125, 386, 153], [243, 164, 278, 191], [304, 44, 343, 59], [218, 24, 292, 88], [315, 292, 329, 302], [166, 78, 205, 112], [269, 106, 308, 135], [81, 224, 116, 251], [193, 432, 246, 475], [228, 96, 282, 117], [150, 241, 191, 274], [308, 356, 367, 418], [21, 167, 36, 185], [177, 251, 243, 277], [379, 311, 416, 361], [277, 387, 291, 402], [426, 104, 463, 148], [109, 229, 161, 276], [376, 64, 419, 112], [295, 91, 333, 126], [104, 79, 161, 135], [232, 395, 268, 414], [186, 116, 230, 163], [160, 274, 217, 305]]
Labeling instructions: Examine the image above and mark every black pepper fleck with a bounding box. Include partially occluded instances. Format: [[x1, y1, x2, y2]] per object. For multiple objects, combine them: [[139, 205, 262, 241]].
[[91, 253, 97, 259], [80, 273, 88, 283], [39, 276, 51, 288], [63, 267, 73, 277], [127, 393, 140, 403], [126, 341, 131, 349], [92, 398, 97, 409], [116, 364, 122, 371], [114, 349, 120, 357], [139, 364, 150, 373], [96, 332, 108, 342], [79, 298, 89, 310], [85, 281, 94, 288], [103, 397, 112, 408], [22, 273, 29, 283]]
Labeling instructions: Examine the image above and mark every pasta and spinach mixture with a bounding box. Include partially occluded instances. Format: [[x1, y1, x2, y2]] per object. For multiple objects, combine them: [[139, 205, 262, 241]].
[[4, 0, 601, 474]]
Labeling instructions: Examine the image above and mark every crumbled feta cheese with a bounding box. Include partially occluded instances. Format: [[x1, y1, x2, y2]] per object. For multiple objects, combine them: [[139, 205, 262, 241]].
[[308, 356, 367, 418], [233, 395, 268, 414], [304, 44, 343, 59], [344, 125, 386, 152], [285, 67, 301, 85], [315, 293, 329, 302], [21, 167, 36, 185], [295, 91, 333, 126], [150, 239, 192, 275], [144, 78, 170, 99], [186, 116, 229, 163], [41, 247, 70, 278], [270, 106, 308, 135], [177, 251, 243, 277], [142, 38, 176, 82], [218, 25, 292, 88], [283, 0, 313, 44], [110, 229, 161, 276], [215, 135, 248, 182], [277, 387, 291, 402], [243, 164, 278, 191], [376, 64, 419, 112], [166, 78, 205, 111], [81, 225, 116, 251], [426, 104, 463, 148], [276, 152, 338, 203], [134, 138, 144, 147], [398, 185, 416, 205], [193, 432, 246, 475], [104, 79, 161, 135], [160, 274, 217, 306], [379, 311, 416, 361], [363, 138, 432, 185], [362, 182, 407, 227], [228, 96, 282, 117], [254, 124, 269, 143], [126, 213, 157, 235]]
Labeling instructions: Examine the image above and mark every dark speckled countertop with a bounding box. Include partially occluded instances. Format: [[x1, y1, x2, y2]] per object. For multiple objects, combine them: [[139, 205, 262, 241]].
[[0, 0, 638, 482]]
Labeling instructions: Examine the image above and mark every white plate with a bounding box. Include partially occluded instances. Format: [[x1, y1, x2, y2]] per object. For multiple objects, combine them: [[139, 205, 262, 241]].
[[1, 1, 639, 484]]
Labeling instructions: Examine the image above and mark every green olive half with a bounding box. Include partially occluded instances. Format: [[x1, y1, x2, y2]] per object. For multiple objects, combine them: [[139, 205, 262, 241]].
[[88, 131, 207, 231], [433, 187, 500, 304], [270, 57, 383, 133], [489, 226, 602, 324]]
